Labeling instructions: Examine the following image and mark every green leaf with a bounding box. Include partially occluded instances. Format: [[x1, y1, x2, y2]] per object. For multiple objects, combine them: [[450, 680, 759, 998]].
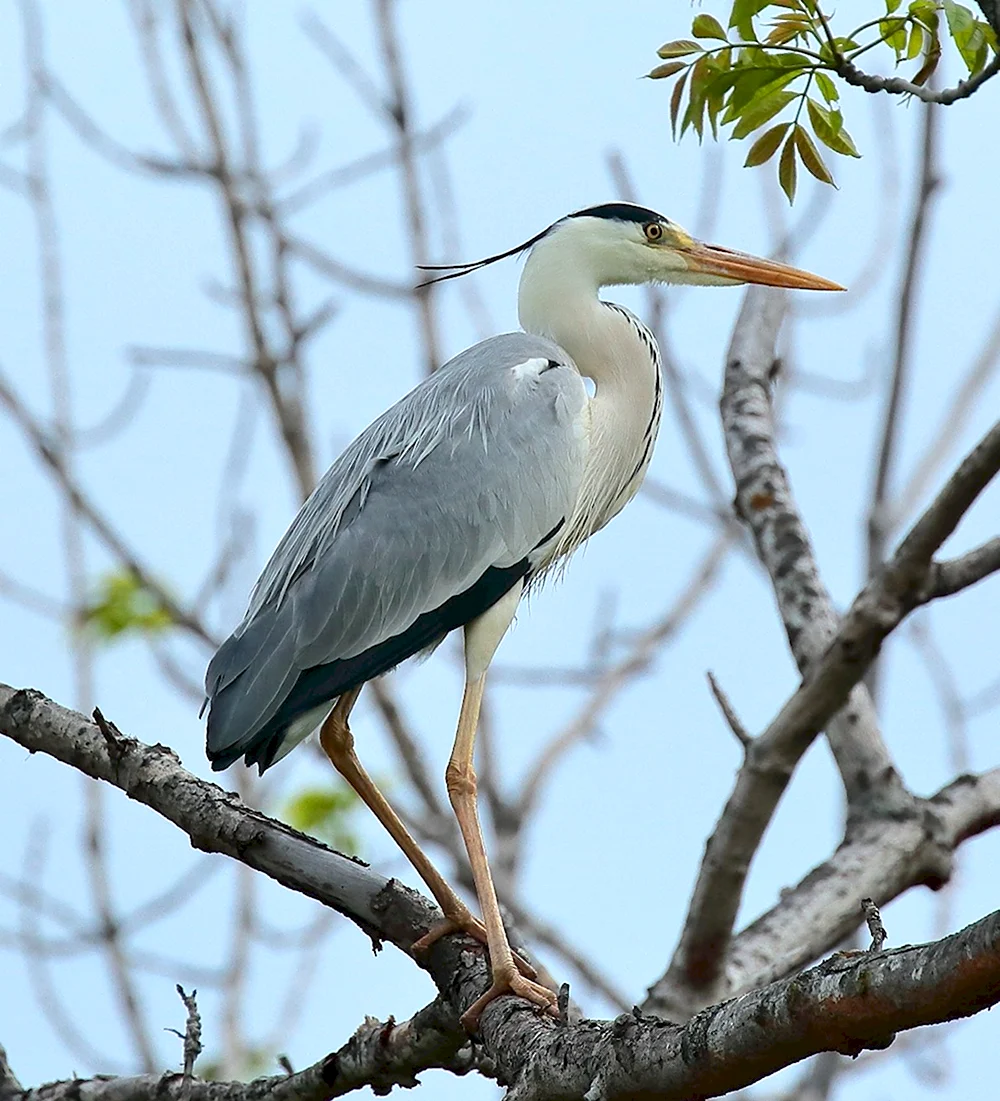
[[885, 0, 903, 12], [766, 18, 809, 46], [670, 69, 689, 135], [794, 123, 836, 184], [807, 97, 860, 156], [942, 1, 996, 71], [282, 784, 361, 853], [692, 13, 728, 41], [778, 131, 797, 203], [729, 0, 772, 40], [657, 39, 703, 58], [906, 22, 926, 60], [909, 0, 939, 31], [722, 65, 800, 120], [744, 122, 791, 166], [83, 570, 173, 640], [648, 61, 687, 80], [681, 52, 722, 140], [879, 17, 909, 57], [730, 88, 797, 140], [815, 71, 839, 102], [943, 0, 976, 36]]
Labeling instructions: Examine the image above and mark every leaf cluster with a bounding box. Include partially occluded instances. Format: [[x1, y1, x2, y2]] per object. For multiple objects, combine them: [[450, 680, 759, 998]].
[[82, 569, 174, 639], [282, 783, 362, 854], [649, 0, 998, 201]]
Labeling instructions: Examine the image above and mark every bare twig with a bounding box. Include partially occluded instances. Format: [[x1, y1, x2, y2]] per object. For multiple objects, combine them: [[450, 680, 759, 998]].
[[930, 537, 1000, 597], [173, 985, 203, 1077], [177, 0, 316, 499], [373, 0, 441, 374], [867, 98, 940, 675], [892, 303, 1000, 527], [834, 52, 1000, 105], [0, 366, 217, 648], [657, 768, 1000, 1015], [0, 570, 64, 620], [84, 782, 158, 1071], [861, 898, 887, 952], [279, 105, 468, 215], [706, 671, 752, 750], [515, 530, 733, 825], [7, 685, 1000, 1100]]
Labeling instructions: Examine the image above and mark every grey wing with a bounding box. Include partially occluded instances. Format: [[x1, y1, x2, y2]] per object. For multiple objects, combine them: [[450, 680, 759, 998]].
[[205, 331, 588, 771]]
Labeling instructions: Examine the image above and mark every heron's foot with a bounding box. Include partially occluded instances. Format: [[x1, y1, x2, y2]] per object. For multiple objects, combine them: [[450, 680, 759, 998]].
[[411, 915, 537, 981], [461, 968, 559, 1032]]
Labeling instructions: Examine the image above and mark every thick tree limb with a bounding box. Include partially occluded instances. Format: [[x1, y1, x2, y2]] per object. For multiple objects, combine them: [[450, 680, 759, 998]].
[[0, 1047, 23, 1101], [661, 286, 905, 1014], [0, 685, 435, 955], [11, 911, 1000, 1100], [721, 769, 1000, 1000], [647, 408, 1000, 1018], [465, 910, 1000, 1101], [719, 285, 899, 807], [6, 687, 1000, 1099], [0, 1006, 471, 1101]]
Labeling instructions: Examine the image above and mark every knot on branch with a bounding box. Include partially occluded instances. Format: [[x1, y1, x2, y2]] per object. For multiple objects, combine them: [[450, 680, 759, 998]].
[[0, 687, 46, 732]]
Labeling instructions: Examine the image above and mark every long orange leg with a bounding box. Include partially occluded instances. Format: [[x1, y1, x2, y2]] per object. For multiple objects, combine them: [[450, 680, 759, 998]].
[[318, 685, 534, 979], [446, 587, 559, 1030]]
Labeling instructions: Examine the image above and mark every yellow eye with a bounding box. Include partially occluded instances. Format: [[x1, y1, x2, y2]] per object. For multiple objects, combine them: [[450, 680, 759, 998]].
[[644, 222, 664, 242]]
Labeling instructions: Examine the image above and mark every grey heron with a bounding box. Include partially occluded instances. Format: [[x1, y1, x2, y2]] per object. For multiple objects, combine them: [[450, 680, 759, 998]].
[[204, 202, 840, 1027]]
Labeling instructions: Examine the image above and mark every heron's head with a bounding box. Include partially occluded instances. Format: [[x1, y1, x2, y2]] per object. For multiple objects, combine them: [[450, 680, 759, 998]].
[[419, 201, 842, 305], [527, 202, 843, 291]]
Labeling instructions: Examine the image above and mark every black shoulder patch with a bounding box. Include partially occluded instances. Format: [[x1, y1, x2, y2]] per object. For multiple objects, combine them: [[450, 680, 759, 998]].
[[211, 559, 531, 773], [568, 202, 666, 225]]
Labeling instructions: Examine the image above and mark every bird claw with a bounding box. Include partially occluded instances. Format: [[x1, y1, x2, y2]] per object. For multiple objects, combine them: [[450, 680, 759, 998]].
[[460, 971, 559, 1032], [411, 916, 537, 981]]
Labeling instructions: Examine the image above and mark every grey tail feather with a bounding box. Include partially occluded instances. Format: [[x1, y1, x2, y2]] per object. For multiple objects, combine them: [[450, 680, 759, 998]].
[[205, 559, 531, 775], [204, 604, 299, 769]]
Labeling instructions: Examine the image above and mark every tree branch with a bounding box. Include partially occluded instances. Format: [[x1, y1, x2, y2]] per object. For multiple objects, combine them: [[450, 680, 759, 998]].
[[833, 53, 1000, 105], [12, 900, 1000, 1100], [5, 697, 1000, 1098], [0, 685, 432, 954], [719, 287, 900, 809], [0, 366, 216, 649], [929, 536, 1000, 598], [485, 909, 1000, 1101], [646, 410, 1000, 1018], [866, 96, 940, 702], [719, 768, 1000, 1003]]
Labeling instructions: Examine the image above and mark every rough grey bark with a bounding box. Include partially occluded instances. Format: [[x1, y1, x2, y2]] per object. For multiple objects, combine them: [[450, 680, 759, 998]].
[[5, 909, 1000, 1101], [5, 686, 1000, 1100], [718, 286, 901, 809], [645, 288, 1000, 1021]]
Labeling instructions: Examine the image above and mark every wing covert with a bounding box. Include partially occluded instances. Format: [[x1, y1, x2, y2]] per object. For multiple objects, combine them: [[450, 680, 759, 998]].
[[205, 332, 588, 763]]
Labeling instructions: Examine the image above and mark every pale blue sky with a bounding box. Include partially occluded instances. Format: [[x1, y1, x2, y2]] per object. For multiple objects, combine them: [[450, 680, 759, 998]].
[[2, 2, 999, 1096]]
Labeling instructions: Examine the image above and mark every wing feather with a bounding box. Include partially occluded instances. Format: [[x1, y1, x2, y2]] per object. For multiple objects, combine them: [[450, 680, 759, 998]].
[[205, 331, 587, 769]]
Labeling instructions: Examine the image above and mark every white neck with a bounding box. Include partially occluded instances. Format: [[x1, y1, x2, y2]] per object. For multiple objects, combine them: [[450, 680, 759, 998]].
[[517, 226, 663, 545]]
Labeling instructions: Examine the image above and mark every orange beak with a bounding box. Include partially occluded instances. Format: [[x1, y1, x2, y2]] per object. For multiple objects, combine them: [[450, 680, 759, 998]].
[[679, 240, 845, 291]]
